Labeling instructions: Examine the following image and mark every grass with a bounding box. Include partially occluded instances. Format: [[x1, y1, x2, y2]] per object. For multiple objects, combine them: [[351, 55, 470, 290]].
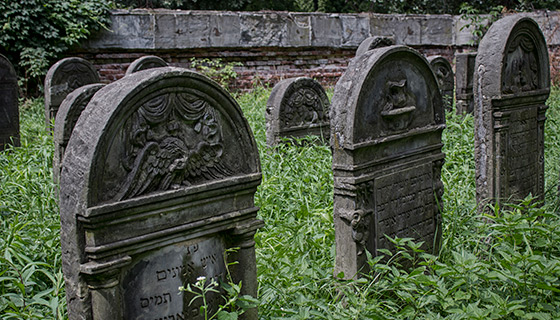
[[1, 87, 560, 319]]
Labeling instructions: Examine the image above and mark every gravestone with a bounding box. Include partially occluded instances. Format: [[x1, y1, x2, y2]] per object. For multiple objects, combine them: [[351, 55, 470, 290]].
[[265, 77, 330, 146], [331, 45, 445, 279], [45, 57, 99, 126], [455, 52, 477, 114], [53, 83, 105, 183], [355, 36, 395, 56], [126, 55, 168, 75], [59, 67, 263, 320], [474, 15, 550, 209], [0, 54, 19, 150], [427, 56, 454, 111]]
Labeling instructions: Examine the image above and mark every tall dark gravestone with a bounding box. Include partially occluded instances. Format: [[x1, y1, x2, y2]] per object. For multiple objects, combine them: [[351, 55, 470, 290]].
[[265, 77, 330, 146], [355, 36, 395, 56], [0, 54, 19, 150], [474, 15, 550, 209], [59, 67, 263, 320], [331, 46, 445, 279], [53, 83, 105, 183], [126, 55, 168, 75], [455, 52, 477, 114], [427, 56, 454, 111], [45, 57, 99, 126]]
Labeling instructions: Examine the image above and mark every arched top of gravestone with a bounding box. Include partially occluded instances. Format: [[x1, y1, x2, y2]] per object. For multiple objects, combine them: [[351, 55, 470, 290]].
[[61, 67, 260, 207], [0, 54, 17, 80], [476, 15, 550, 97], [45, 57, 99, 123], [355, 36, 395, 57], [427, 56, 454, 91], [125, 55, 168, 76], [331, 45, 443, 150], [266, 77, 330, 129]]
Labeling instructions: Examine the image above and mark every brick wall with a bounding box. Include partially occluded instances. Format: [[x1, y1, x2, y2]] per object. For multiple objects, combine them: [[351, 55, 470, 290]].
[[71, 10, 560, 90]]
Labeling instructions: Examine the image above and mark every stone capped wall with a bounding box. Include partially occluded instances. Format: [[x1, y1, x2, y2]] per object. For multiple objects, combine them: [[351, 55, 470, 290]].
[[72, 10, 560, 90]]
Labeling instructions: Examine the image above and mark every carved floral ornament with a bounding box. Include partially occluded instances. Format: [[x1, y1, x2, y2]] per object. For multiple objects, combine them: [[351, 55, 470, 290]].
[[281, 87, 329, 128], [112, 91, 231, 202]]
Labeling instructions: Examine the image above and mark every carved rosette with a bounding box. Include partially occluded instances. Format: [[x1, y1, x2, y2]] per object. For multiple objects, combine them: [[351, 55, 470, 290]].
[[280, 87, 329, 128], [113, 92, 231, 201]]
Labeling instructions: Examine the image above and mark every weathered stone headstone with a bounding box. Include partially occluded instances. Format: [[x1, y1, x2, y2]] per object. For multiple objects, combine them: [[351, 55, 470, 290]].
[[0, 54, 19, 150], [53, 83, 105, 183], [265, 77, 330, 146], [331, 45, 445, 278], [44, 57, 99, 126], [59, 67, 263, 320], [355, 36, 395, 56], [427, 56, 454, 111], [474, 15, 550, 209], [455, 52, 477, 114], [125, 55, 168, 75]]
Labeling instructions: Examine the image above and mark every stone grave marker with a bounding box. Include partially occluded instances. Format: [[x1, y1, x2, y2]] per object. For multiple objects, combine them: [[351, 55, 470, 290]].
[[125, 55, 169, 75], [331, 45, 445, 278], [427, 56, 454, 111], [53, 83, 105, 183], [265, 77, 330, 146], [45, 57, 99, 127], [455, 52, 477, 114], [59, 67, 263, 320], [0, 54, 19, 150], [355, 36, 395, 56], [474, 15, 550, 209]]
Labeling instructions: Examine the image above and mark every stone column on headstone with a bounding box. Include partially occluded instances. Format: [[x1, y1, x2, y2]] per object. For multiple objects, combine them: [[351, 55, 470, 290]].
[[474, 15, 550, 210], [125, 55, 168, 75], [455, 52, 477, 114], [44, 57, 99, 128], [59, 67, 263, 320], [265, 77, 330, 147], [427, 55, 454, 111], [0, 54, 19, 150], [331, 45, 445, 279]]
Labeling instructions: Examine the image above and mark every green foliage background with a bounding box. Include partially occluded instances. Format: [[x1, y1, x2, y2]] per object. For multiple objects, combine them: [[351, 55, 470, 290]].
[[0, 0, 112, 95]]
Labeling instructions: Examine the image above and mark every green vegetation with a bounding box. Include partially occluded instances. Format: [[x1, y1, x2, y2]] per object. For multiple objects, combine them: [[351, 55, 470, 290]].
[[1, 87, 560, 319]]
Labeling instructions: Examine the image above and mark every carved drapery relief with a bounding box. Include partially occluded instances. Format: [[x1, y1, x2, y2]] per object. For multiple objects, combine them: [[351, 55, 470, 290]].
[[51, 62, 98, 98], [113, 92, 231, 201], [280, 87, 329, 128], [502, 34, 539, 94]]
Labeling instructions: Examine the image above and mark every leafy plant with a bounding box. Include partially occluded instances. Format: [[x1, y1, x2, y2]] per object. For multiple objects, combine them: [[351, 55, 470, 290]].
[[190, 58, 242, 91], [459, 4, 504, 45]]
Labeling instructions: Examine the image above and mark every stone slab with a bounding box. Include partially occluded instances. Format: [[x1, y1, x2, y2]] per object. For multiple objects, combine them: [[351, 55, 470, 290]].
[[126, 56, 168, 75], [0, 54, 19, 150]]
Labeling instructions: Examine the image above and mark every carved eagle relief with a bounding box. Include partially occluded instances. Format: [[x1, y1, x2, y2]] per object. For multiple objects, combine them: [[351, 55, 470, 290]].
[[114, 92, 231, 201]]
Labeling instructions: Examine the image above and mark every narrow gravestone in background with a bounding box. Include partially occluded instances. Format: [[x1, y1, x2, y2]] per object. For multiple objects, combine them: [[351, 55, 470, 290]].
[[455, 52, 477, 114], [125, 55, 168, 75], [53, 83, 105, 184], [265, 77, 330, 146], [44, 57, 99, 127], [474, 15, 550, 210], [427, 56, 454, 111], [331, 45, 445, 279], [59, 67, 263, 320], [0, 54, 19, 150], [355, 36, 395, 56]]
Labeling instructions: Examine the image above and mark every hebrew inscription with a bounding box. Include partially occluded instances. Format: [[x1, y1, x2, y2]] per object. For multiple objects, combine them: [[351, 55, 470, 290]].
[[122, 237, 226, 320]]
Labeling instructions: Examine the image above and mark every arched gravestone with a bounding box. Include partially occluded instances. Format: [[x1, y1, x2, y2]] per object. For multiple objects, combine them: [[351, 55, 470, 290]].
[[355, 36, 394, 56], [331, 45, 445, 279], [53, 83, 105, 184], [265, 77, 330, 146], [474, 15, 550, 209], [455, 52, 477, 114], [45, 57, 99, 127], [59, 67, 263, 320], [427, 56, 454, 111], [125, 55, 168, 76], [0, 54, 19, 150]]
